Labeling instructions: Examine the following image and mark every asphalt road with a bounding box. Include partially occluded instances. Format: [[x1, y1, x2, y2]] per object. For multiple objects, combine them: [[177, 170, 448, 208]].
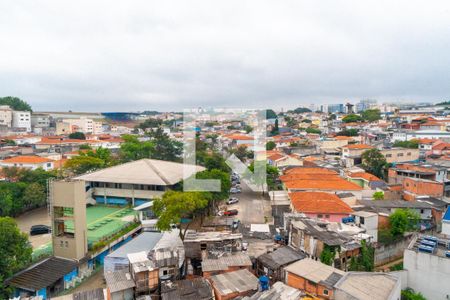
[[226, 180, 269, 225]]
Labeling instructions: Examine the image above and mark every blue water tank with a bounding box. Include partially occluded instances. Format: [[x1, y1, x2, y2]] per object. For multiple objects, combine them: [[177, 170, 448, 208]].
[[418, 245, 434, 253], [259, 275, 269, 291]]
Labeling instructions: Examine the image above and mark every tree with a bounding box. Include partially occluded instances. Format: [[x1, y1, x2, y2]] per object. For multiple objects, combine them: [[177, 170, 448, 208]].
[[231, 145, 251, 162], [373, 191, 384, 200], [0, 96, 32, 111], [305, 127, 321, 134], [65, 147, 116, 175], [336, 129, 359, 136], [245, 162, 279, 192], [361, 149, 388, 179], [292, 107, 312, 113], [203, 153, 230, 173], [147, 128, 183, 162], [152, 191, 210, 240], [0, 217, 32, 298], [266, 141, 276, 151], [361, 109, 381, 122], [119, 135, 155, 162], [137, 118, 162, 130], [270, 119, 279, 136], [342, 114, 364, 123], [401, 288, 427, 300], [320, 245, 335, 265], [244, 125, 253, 134], [328, 113, 337, 120], [22, 183, 46, 209], [68, 132, 86, 140], [266, 109, 277, 119], [301, 119, 312, 123], [393, 140, 419, 149], [79, 144, 92, 150], [389, 209, 420, 237], [349, 240, 374, 272]]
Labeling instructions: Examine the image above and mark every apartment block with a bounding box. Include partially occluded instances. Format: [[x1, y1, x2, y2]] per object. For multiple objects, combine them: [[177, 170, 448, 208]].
[[12, 110, 31, 132]]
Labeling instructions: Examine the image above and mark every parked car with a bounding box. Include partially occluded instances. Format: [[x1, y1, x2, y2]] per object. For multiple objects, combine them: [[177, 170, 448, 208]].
[[223, 209, 239, 216], [227, 197, 239, 205], [232, 219, 240, 229], [30, 225, 51, 236], [230, 187, 241, 194]]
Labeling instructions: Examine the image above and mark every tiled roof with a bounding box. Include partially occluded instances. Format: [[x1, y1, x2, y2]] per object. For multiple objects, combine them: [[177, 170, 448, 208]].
[[344, 144, 373, 150], [335, 136, 352, 140], [1, 155, 54, 164], [289, 192, 353, 214], [432, 143, 450, 151], [268, 153, 286, 161], [283, 177, 363, 191], [417, 138, 438, 144], [284, 167, 337, 175], [224, 134, 254, 140], [348, 172, 382, 182]]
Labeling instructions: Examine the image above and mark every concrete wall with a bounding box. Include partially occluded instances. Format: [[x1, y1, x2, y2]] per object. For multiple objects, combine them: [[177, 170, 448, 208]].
[[404, 249, 450, 300], [374, 235, 414, 267]]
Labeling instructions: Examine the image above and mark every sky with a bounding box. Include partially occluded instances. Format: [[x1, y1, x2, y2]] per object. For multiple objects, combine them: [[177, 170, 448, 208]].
[[1, 1, 450, 112]]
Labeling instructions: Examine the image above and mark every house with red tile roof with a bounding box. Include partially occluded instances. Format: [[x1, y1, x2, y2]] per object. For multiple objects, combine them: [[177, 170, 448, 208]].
[[289, 192, 353, 222], [346, 172, 386, 190], [280, 167, 363, 199], [0, 155, 54, 170]]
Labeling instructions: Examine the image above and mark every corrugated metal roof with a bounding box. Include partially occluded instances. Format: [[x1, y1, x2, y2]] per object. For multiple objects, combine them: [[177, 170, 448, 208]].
[[257, 246, 305, 270], [104, 269, 135, 293], [7, 257, 78, 291], [210, 269, 258, 296], [161, 278, 213, 300], [107, 232, 163, 259], [201, 252, 252, 272]]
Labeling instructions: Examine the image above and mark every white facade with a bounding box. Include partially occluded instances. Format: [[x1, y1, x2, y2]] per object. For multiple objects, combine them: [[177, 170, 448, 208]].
[[0, 160, 54, 171], [392, 130, 450, 142], [404, 247, 450, 300], [31, 114, 50, 128], [351, 211, 379, 243], [0, 105, 12, 127], [12, 111, 31, 132]]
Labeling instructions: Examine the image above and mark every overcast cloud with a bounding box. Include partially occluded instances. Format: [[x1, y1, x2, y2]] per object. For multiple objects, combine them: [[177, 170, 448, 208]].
[[0, 1, 450, 111]]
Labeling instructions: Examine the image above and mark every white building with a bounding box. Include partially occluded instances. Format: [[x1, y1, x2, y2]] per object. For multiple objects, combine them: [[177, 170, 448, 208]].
[[0, 155, 54, 170], [0, 105, 12, 127], [59, 117, 103, 134], [351, 211, 379, 243], [12, 111, 31, 132], [31, 113, 51, 128], [403, 235, 450, 300], [392, 130, 450, 142]]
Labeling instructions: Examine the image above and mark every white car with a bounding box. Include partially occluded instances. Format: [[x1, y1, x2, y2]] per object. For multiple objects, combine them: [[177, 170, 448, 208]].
[[230, 187, 241, 194], [227, 197, 239, 205]]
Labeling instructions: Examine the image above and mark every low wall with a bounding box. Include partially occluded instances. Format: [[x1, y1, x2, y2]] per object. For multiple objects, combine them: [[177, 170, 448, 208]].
[[374, 234, 414, 266]]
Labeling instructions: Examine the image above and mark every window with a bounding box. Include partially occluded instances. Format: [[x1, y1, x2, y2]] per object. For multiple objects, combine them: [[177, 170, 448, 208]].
[[420, 209, 424, 213], [385, 154, 392, 158], [360, 217, 365, 224], [397, 153, 404, 157], [325, 214, 330, 218], [407, 152, 411, 156], [323, 289, 329, 296], [317, 214, 323, 218]]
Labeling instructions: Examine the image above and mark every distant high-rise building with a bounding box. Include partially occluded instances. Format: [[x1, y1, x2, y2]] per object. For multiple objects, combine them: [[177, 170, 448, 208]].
[[345, 103, 354, 114], [327, 104, 344, 114], [356, 99, 377, 112]]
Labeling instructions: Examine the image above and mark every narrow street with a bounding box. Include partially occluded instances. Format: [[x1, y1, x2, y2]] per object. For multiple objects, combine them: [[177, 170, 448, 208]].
[[226, 180, 271, 225]]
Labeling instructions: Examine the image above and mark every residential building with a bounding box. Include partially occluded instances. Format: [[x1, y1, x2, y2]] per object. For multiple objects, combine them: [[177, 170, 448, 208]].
[[245, 281, 304, 300], [31, 113, 51, 128], [280, 167, 363, 199], [288, 218, 362, 270], [350, 211, 379, 243], [388, 163, 447, 185], [104, 269, 135, 300], [0, 105, 12, 127], [12, 110, 31, 132], [341, 144, 373, 167], [284, 258, 345, 299], [0, 155, 54, 170], [289, 192, 353, 222], [334, 272, 401, 300], [201, 252, 252, 278], [380, 148, 420, 164], [402, 177, 444, 201], [255, 246, 305, 283], [209, 269, 259, 300], [161, 278, 214, 300], [403, 234, 450, 300], [346, 171, 387, 190], [443, 207, 450, 236]]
